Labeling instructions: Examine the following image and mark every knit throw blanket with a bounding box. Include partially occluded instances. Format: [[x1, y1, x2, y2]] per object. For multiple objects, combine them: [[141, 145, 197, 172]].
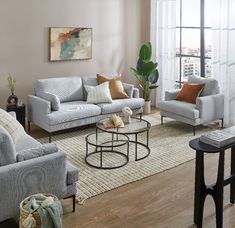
[[22, 194, 62, 228]]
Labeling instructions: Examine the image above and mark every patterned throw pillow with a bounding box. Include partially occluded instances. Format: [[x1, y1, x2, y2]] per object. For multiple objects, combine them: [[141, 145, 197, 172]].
[[85, 82, 112, 104], [0, 108, 26, 143]]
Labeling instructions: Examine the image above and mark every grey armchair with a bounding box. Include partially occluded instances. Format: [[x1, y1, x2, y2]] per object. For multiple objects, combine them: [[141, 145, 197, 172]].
[[0, 111, 79, 222], [158, 76, 224, 135]]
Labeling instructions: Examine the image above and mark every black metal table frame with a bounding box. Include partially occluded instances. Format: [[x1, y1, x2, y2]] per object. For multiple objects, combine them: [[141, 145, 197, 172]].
[[85, 132, 129, 170], [96, 117, 151, 161], [189, 138, 235, 228]]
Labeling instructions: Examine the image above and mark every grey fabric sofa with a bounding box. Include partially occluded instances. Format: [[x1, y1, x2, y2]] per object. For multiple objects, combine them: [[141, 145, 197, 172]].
[[0, 116, 79, 222], [27, 76, 144, 141], [158, 76, 224, 135]]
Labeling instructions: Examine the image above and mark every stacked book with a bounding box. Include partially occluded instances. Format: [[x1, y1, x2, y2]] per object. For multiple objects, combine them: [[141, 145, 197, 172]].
[[200, 126, 235, 148]]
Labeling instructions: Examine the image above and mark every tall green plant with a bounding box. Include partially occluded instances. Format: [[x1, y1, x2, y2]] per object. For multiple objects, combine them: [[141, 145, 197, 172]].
[[130, 42, 159, 101]]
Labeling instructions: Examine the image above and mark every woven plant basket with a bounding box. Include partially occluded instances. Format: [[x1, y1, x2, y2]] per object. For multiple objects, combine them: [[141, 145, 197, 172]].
[[19, 193, 60, 228]]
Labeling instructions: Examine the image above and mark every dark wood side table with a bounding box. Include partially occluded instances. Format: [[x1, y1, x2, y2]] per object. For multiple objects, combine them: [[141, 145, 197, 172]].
[[6, 104, 26, 129], [189, 138, 235, 228]]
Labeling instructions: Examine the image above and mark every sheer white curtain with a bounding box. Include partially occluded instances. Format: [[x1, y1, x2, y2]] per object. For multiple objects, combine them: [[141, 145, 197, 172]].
[[150, 0, 176, 106], [212, 0, 235, 126]]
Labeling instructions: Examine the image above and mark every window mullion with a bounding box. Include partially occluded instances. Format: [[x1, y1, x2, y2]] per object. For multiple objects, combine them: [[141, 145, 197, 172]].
[[200, 0, 205, 77]]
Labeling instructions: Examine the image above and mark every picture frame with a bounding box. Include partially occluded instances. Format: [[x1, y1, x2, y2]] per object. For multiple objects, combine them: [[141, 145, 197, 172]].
[[49, 27, 92, 61]]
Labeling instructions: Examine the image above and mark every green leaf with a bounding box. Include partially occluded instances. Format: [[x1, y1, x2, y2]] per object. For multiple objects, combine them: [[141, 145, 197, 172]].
[[142, 61, 156, 78], [139, 42, 152, 62], [149, 69, 159, 84], [136, 58, 144, 75], [130, 67, 142, 81], [149, 85, 159, 90]]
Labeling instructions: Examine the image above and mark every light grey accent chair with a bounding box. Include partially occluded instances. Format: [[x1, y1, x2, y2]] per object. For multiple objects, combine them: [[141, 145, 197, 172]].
[[27, 75, 144, 142], [0, 114, 79, 222], [158, 76, 224, 135]]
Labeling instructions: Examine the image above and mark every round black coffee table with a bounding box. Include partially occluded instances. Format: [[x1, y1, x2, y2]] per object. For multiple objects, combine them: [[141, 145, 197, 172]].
[[96, 117, 151, 161], [85, 132, 129, 169]]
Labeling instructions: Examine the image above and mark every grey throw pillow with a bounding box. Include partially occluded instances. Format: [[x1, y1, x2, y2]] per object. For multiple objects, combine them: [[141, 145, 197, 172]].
[[16, 143, 59, 162], [0, 126, 16, 166], [39, 92, 60, 111]]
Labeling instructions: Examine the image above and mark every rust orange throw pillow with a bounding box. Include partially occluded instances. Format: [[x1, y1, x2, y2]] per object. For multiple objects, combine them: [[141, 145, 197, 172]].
[[97, 74, 129, 99], [175, 82, 205, 104]]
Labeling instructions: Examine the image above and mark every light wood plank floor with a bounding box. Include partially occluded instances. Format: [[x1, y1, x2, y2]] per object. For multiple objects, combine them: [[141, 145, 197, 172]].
[[1, 110, 235, 228]]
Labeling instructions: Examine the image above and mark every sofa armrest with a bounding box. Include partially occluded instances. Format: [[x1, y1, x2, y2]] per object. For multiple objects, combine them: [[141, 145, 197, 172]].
[[133, 88, 140, 98], [196, 94, 224, 123], [165, 89, 181, 101], [0, 151, 67, 222], [27, 95, 51, 125]]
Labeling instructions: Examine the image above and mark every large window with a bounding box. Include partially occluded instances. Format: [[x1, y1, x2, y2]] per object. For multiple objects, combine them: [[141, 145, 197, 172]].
[[176, 0, 212, 86]]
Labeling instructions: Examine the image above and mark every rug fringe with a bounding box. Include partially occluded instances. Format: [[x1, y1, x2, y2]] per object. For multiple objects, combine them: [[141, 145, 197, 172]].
[[77, 196, 86, 205]]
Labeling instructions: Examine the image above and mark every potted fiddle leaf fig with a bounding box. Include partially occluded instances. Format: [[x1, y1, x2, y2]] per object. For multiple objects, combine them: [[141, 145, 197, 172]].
[[130, 41, 159, 114]]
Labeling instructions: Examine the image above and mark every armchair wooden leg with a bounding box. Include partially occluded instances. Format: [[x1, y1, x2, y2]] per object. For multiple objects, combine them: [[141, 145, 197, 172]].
[[193, 126, 196, 136], [64, 195, 76, 212], [72, 194, 76, 212], [161, 116, 164, 125], [28, 121, 31, 132]]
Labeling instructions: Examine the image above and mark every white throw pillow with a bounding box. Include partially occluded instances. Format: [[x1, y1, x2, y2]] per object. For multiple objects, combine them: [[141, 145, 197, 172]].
[[0, 108, 26, 143], [85, 82, 112, 104]]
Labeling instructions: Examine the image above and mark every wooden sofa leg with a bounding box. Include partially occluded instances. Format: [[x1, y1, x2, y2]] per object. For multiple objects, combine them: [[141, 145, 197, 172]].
[[193, 126, 196, 136], [161, 116, 164, 125], [28, 121, 31, 132]]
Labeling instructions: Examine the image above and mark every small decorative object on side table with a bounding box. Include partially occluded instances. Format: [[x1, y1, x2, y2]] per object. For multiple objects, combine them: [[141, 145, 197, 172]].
[[6, 74, 18, 106], [6, 103, 26, 129]]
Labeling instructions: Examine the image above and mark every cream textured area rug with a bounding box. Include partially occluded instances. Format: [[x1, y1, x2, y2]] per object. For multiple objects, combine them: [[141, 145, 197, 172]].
[[39, 114, 213, 203]]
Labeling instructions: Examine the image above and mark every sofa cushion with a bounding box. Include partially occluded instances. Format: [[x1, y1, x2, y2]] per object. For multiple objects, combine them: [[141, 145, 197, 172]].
[[82, 77, 98, 100], [97, 98, 144, 115], [66, 162, 79, 185], [16, 143, 58, 162], [97, 74, 129, 99], [47, 101, 101, 125], [0, 108, 26, 143], [39, 92, 60, 111], [188, 76, 218, 96], [0, 126, 16, 166], [158, 100, 199, 119], [35, 77, 84, 102], [122, 83, 134, 98], [85, 82, 113, 104], [15, 134, 41, 152]]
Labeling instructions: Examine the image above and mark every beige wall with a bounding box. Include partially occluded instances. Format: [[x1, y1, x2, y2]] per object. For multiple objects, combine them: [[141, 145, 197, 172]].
[[0, 0, 150, 109]]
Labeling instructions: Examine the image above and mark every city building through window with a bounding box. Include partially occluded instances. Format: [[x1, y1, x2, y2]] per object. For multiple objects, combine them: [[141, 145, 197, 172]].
[[176, 0, 212, 87]]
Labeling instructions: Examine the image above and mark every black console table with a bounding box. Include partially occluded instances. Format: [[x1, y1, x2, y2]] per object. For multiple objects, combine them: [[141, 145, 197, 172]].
[[189, 138, 235, 228]]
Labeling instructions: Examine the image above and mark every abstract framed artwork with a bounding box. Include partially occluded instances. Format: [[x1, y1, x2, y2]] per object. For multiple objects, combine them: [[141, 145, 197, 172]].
[[49, 27, 92, 61]]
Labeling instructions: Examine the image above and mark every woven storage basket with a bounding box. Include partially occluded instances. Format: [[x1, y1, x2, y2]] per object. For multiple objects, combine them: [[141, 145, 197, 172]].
[[19, 193, 60, 228]]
